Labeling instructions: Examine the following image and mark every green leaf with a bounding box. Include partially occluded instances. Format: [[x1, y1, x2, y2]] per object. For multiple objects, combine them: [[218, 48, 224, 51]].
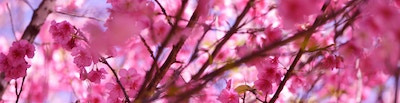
[[234, 85, 252, 94]]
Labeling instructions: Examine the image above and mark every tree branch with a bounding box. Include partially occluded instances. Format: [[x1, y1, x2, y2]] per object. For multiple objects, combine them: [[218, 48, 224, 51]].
[[135, 0, 189, 101], [15, 76, 26, 103], [178, 1, 363, 100], [192, 0, 256, 80], [55, 11, 103, 22], [21, 0, 55, 43], [100, 57, 131, 103], [154, 0, 173, 26], [200, 0, 361, 84], [139, 35, 156, 60], [269, 32, 312, 103]]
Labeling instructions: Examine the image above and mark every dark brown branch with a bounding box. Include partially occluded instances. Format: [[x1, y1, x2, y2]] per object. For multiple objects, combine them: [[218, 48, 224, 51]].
[[145, 38, 185, 98], [139, 35, 156, 60], [179, 1, 362, 100], [135, 0, 189, 101], [136, 0, 211, 100], [269, 1, 362, 102], [21, 0, 55, 43], [199, 24, 317, 81], [200, 0, 361, 85], [154, 0, 173, 26], [186, 23, 213, 69], [192, 0, 256, 80], [4, 0, 55, 102], [269, 33, 312, 103]]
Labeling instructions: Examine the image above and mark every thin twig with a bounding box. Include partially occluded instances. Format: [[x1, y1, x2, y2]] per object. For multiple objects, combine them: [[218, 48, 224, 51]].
[[145, 38, 186, 101], [135, 0, 189, 101], [186, 1, 359, 101], [192, 0, 256, 80], [300, 74, 323, 102], [22, 0, 34, 10], [21, 0, 54, 43], [55, 11, 103, 22], [100, 57, 131, 103], [242, 6, 275, 25], [269, 33, 312, 103], [154, 0, 173, 26], [186, 23, 212, 66], [242, 91, 246, 103], [14, 80, 17, 97], [139, 35, 156, 60], [15, 76, 26, 103], [6, 3, 17, 40], [198, 0, 362, 92]]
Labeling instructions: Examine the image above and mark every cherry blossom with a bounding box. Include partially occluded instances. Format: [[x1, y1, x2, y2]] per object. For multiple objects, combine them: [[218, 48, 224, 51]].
[[217, 80, 239, 103], [278, 0, 323, 29], [71, 46, 94, 68], [218, 89, 239, 103], [119, 68, 143, 97], [87, 68, 107, 83], [49, 20, 76, 50], [0, 40, 35, 80]]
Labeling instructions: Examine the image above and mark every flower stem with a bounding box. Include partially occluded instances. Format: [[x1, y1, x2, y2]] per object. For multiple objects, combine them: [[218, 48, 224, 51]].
[[101, 57, 131, 103], [15, 76, 26, 103]]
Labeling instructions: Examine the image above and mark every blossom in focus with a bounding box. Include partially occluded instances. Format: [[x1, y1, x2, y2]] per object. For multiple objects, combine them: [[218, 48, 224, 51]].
[[0, 40, 35, 80]]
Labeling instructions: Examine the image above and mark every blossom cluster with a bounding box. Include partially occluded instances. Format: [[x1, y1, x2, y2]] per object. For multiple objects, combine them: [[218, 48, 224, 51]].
[[49, 20, 105, 83], [0, 40, 35, 80]]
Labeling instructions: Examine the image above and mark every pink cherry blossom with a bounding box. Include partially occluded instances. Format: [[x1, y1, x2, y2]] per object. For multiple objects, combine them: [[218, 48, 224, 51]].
[[278, 0, 323, 29], [87, 68, 107, 83], [195, 0, 213, 19], [235, 42, 264, 66], [148, 20, 171, 45], [263, 26, 282, 44], [217, 89, 239, 103], [319, 55, 342, 70], [4, 62, 30, 80], [49, 20, 75, 46], [26, 78, 48, 102], [106, 82, 125, 102], [0, 53, 8, 70], [254, 78, 273, 95], [79, 68, 88, 80], [0, 40, 35, 80], [119, 68, 143, 97], [9, 39, 35, 58], [217, 80, 239, 103], [71, 46, 94, 68], [63, 38, 78, 51], [357, 0, 400, 35]]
